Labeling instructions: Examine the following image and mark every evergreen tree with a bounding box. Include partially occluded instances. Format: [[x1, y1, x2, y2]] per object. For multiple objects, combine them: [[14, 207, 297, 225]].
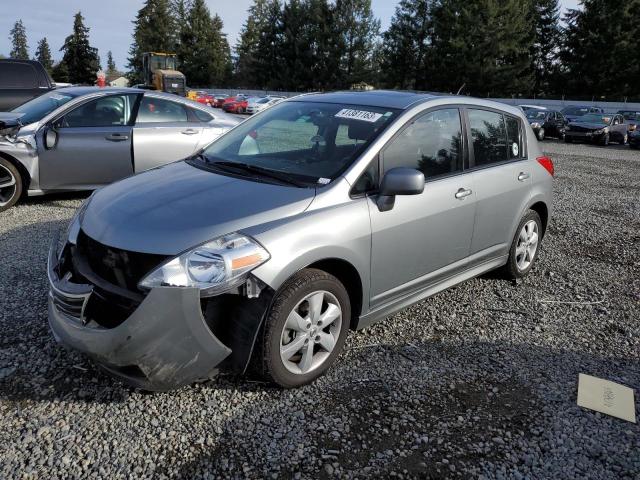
[[106, 50, 117, 74], [278, 0, 311, 90], [530, 0, 560, 96], [428, 0, 534, 96], [560, 0, 639, 99], [179, 0, 232, 87], [304, 0, 343, 89], [59, 12, 101, 84], [334, 0, 380, 87], [235, 0, 275, 87], [9, 19, 29, 60], [252, 0, 283, 89], [380, 0, 431, 90], [35, 37, 53, 73], [127, 0, 175, 84], [51, 61, 69, 83]]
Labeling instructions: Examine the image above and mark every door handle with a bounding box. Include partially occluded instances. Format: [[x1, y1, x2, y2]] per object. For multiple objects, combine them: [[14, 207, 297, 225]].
[[181, 129, 199, 135], [105, 134, 129, 141], [455, 188, 473, 200], [518, 172, 530, 182]]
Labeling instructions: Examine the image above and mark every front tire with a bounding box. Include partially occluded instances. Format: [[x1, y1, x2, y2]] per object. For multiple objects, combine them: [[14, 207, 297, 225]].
[[0, 158, 22, 212], [501, 210, 542, 279], [254, 269, 350, 388]]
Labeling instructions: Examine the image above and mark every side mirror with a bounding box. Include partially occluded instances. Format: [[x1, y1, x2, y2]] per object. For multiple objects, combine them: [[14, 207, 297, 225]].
[[377, 167, 425, 212], [44, 127, 58, 150]]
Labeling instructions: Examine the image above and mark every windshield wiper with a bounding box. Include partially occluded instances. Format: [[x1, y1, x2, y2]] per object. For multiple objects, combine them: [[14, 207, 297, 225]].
[[210, 161, 308, 187]]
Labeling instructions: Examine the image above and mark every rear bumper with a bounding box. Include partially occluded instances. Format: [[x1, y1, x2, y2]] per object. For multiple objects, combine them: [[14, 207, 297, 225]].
[[47, 236, 232, 391]]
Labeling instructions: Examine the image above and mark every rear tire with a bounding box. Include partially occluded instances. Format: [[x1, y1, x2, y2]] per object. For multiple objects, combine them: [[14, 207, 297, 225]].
[[500, 210, 542, 280], [0, 158, 22, 212], [537, 128, 545, 141], [253, 269, 350, 388]]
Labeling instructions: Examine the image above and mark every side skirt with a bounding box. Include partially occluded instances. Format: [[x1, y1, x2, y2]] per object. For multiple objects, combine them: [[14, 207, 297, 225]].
[[356, 255, 507, 330]]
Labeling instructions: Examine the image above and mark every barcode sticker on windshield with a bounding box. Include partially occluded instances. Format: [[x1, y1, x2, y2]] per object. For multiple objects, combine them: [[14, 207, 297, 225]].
[[335, 109, 383, 123]]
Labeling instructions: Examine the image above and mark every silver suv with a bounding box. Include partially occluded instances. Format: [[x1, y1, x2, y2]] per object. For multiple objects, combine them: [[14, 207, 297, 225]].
[[48, 91, 554, 391]]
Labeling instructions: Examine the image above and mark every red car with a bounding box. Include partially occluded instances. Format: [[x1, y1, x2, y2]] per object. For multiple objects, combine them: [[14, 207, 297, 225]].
[[223, 98, 250, 114], [193, 91, 215, 107], [216, 95, 244, 109]]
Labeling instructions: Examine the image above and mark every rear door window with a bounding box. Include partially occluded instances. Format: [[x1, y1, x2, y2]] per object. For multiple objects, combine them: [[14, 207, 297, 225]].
[[468, 109, 523, 166], [136, 96, 189, 123], [192, 108, 213, 123]]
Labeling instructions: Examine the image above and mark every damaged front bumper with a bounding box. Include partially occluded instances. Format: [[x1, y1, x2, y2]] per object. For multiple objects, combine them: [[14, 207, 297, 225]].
[[47, 234, 233, 391]]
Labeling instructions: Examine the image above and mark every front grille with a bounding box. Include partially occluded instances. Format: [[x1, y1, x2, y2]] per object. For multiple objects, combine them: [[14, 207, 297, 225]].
[[570, 126, 594, 133], [50, 288, 89, 321], [76, 230, 168, 293]]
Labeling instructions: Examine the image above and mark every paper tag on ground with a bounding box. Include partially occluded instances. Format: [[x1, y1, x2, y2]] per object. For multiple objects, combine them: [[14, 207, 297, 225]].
[[335, 109, 383, 123], [577, 374, 636, 423]]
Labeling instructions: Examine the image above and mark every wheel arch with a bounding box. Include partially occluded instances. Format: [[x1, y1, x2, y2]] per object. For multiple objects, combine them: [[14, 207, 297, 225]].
[[305, 258, 364, 330], [0, 151, 31, 191], [529, 200, 549, 238]]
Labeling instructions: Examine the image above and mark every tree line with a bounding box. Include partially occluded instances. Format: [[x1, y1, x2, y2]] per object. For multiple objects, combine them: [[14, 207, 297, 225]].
[[6, 0, 640, 99], [231, 0, 640, 99], [7, 13, 120, 84]]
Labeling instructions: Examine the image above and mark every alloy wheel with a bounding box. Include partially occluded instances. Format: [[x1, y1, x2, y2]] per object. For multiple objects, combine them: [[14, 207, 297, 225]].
[[0, 163, 17, 208], [515, 220, 539, 271], [279, 290, 342, 375]]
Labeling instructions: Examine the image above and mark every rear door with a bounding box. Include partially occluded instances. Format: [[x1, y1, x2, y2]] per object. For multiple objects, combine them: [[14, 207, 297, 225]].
[[38, 93, 138, 190], [132, 94, 204, 172], [466, 108, 532, 258]]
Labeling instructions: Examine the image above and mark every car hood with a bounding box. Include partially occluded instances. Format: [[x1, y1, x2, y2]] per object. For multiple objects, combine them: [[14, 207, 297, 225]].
[[81, 161, 316, 255], [569, 122, 608, 130], [0, 112, 24, 130]]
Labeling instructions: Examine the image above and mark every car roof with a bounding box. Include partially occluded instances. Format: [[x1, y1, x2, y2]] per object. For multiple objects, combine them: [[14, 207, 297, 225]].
[[290, 90, 446, 110]]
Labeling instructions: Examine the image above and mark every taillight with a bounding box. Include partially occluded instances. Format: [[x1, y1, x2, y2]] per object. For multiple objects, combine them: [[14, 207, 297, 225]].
[[537, 156, 554, 177]]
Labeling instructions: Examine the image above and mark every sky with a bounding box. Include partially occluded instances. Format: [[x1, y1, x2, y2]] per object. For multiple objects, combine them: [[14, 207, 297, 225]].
[[0, 0, 581, 71]]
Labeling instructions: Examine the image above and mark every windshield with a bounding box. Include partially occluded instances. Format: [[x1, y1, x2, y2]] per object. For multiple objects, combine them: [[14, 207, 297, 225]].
[[562, 106, 589, 116], [257, 97, 271, 104], [526, 111, 548, 120], [11, 90, 77, 125], [198, 101, 400, 185], [578, 114, 611, 124]]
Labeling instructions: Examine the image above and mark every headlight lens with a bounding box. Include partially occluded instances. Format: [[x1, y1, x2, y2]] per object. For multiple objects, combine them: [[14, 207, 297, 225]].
[[531, 122, 540, 129], [139, 233, 270, 296]]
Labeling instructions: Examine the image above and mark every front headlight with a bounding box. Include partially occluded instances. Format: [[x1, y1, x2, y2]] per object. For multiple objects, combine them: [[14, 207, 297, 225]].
[[139, 233, 270, 296], [531, 122, 540, 129]]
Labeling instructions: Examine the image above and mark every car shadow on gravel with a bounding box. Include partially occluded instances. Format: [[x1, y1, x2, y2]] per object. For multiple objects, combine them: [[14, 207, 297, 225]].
[[170, 340, 640, 479]]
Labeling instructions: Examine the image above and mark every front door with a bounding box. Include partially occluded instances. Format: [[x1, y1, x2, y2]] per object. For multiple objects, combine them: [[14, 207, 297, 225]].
[[38, 93, 137, 190], [132, 94, 204, 172], [368, 108, 477, 306]]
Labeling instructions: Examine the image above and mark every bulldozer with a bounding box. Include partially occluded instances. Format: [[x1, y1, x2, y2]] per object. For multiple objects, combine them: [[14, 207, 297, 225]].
[[142, 52, 186, 96]]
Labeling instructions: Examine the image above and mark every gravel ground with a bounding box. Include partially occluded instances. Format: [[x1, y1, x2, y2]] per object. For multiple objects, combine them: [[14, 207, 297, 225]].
[[0, 140, 638, 479]]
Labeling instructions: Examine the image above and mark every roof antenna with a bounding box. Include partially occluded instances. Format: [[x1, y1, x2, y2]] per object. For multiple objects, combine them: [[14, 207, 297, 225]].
[[456, 83, 466, 95]]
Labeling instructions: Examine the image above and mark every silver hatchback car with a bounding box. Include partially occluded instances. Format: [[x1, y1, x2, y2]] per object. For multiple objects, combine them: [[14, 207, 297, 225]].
[[0, 87, 239, 211], [48, 91, 554, 391]]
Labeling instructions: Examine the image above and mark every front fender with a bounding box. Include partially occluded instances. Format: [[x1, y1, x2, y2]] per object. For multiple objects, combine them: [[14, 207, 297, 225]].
[[246, 196, 372, 314]]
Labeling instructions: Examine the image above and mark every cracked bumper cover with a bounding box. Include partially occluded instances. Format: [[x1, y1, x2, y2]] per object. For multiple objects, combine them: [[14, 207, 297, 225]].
[[47, 238, 232, 391]]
